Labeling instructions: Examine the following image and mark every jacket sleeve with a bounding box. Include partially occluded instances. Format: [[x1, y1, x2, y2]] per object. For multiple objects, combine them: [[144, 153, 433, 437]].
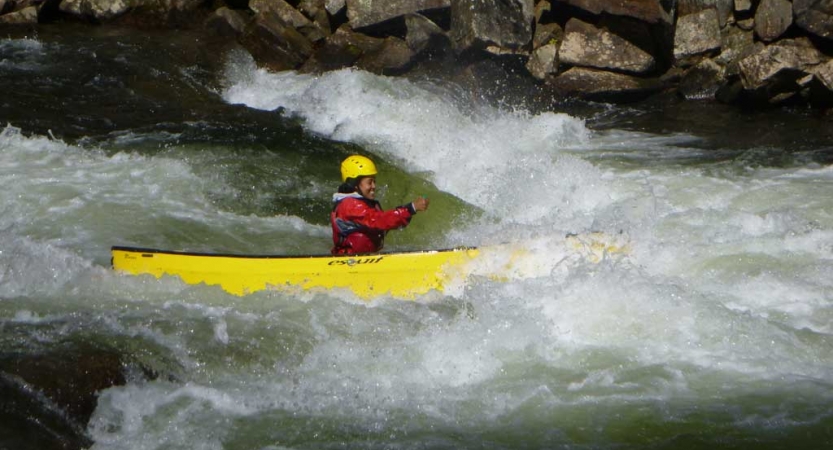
[[342, 198, 413, 231]]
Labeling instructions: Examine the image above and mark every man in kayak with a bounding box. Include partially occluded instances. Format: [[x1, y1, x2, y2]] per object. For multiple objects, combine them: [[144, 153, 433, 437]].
[[331, 155, 430, 254]]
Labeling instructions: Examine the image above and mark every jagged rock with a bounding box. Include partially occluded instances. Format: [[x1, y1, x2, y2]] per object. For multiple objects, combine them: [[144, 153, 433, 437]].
[[450, 0, 534, 54], [250, 0, 312, 29], [559, 17, 655, 74], [735, 0, 753, 13], [674, 8, 721, 66], [57, 0, 129, 21], [325, 0, 346, 15], [737, 17, 755, 31], [533, 22, 562, 50], [0, 4, 36, 23], [302, 25, 414, 74], [716, 26, 759, 76], [356, 35, 414, 74], [811, 59, 833, 91], [800, 59, 833, 106], [346, 0, 449, 30], [557, 0, 672, 25], [678, 57, 726, 99], [405, 13, 448, 55], [754, 0, 793, 42], [526, 41, 558, 79], [547, 66, 664, 102], [738, 37, 824, 90], [678, 0, 734, 27], [794, 0, 833, 40], [534, 0, 550, 22], [205, 6, 248, 37], [241, 11, 314, 72], [298, 0, 323, 18]]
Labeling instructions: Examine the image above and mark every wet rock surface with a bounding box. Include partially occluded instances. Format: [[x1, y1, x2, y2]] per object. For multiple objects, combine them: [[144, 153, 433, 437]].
[[3, 0, 833, 107]]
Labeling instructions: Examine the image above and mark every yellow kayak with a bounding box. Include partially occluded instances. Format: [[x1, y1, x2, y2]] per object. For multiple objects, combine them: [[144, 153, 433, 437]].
[[111, 233, 630, 300]]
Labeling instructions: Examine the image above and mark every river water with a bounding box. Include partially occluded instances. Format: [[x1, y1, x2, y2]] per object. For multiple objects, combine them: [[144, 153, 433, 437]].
[[1, 25, 832, 449]]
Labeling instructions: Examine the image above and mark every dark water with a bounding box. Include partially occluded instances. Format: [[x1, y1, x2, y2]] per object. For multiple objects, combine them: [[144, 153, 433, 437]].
[[1, 23, 832, 450]]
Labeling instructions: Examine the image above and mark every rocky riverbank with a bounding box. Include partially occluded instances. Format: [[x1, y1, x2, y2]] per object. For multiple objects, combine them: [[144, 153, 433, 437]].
[[3, 1, 833, 108]]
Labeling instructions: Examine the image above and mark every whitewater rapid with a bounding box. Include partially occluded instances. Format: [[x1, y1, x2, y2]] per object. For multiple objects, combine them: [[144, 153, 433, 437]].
[[2, 36, 832, 449]]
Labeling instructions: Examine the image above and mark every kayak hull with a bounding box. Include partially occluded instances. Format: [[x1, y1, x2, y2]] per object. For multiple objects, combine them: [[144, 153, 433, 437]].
[[111, 246, 480, 299]]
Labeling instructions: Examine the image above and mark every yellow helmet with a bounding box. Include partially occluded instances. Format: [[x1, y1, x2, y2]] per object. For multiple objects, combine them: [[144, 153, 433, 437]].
[[340, 155, 378, 182]]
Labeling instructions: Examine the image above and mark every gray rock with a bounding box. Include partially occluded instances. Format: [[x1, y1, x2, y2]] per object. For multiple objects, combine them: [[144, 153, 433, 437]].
[[241, 11, 314, 72], [810, 59, 833, 91], [301, 25, 386, 72], [734, 0, 753, 12], [405, 13, 448, 54], [450, 0, 534, 53], [205, 6, 248, 37], [298, 0, 324, 18], [0, 4, 36, 23], [736, 17, 755, 31], [346, 0, 450, 30], [547, 66, 664, 102], [534, 0, 550, 23], [715, 26, 759, 76], [556, 0, 672, 25], [678, 58, 726, 99], [674, 9, 722, 66], [250, 0, 313, 29], [356, 36, 414, 74], [678, 1, 735, 27], [533, 21, 563, 50], [738, 37, 824, 90], [526, 41, 558, 79], [58, 0, 131, 21], [325, 0, 346, 15], [754, 0, 793, 42], [794, 0, 833, 40], [559, 18, 655, 74]]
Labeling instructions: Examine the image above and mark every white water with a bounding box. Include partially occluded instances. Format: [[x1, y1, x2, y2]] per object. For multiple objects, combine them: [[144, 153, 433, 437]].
[[2, 49, 833, 448]]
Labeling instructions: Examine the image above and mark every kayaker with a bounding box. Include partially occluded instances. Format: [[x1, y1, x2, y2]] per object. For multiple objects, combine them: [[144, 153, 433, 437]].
[[331, 155, 429, 255]]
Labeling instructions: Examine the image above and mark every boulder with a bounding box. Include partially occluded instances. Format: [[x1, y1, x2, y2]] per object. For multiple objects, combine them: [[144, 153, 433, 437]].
[[556, 0, 672, 25], [547, 66, 664, 102], [302, 25, 415, 74], [325, 0, 346, 15], [678, 57, 726, 99], [559, 17, 655, 74], [532, 21, 562, 50], [58, 0, 130, 21], [534, 0, 550, 23], [794, 0, 833, 40], [450, 0, 534, 54], [738, 37, 824, 90], [754, 0, 793, 42], [346, 0, 450, 30], [526, 41, 558, 79], [0, 4, 36, 23], [204, 6, 248, 37], [677, 0, 734, 27], [734, 0, 753, 13], [673, 8, 721, 66], [250, 0, 312, 29], [811, 58, 833, 91], [405, 13, 449, 55], [356, 35, 414, 74], [715, 26, 759, 76], [240, 11, 314, 72]]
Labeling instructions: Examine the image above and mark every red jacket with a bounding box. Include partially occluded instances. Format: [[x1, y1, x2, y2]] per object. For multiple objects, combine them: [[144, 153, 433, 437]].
[[331, 193, 414, 254]]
